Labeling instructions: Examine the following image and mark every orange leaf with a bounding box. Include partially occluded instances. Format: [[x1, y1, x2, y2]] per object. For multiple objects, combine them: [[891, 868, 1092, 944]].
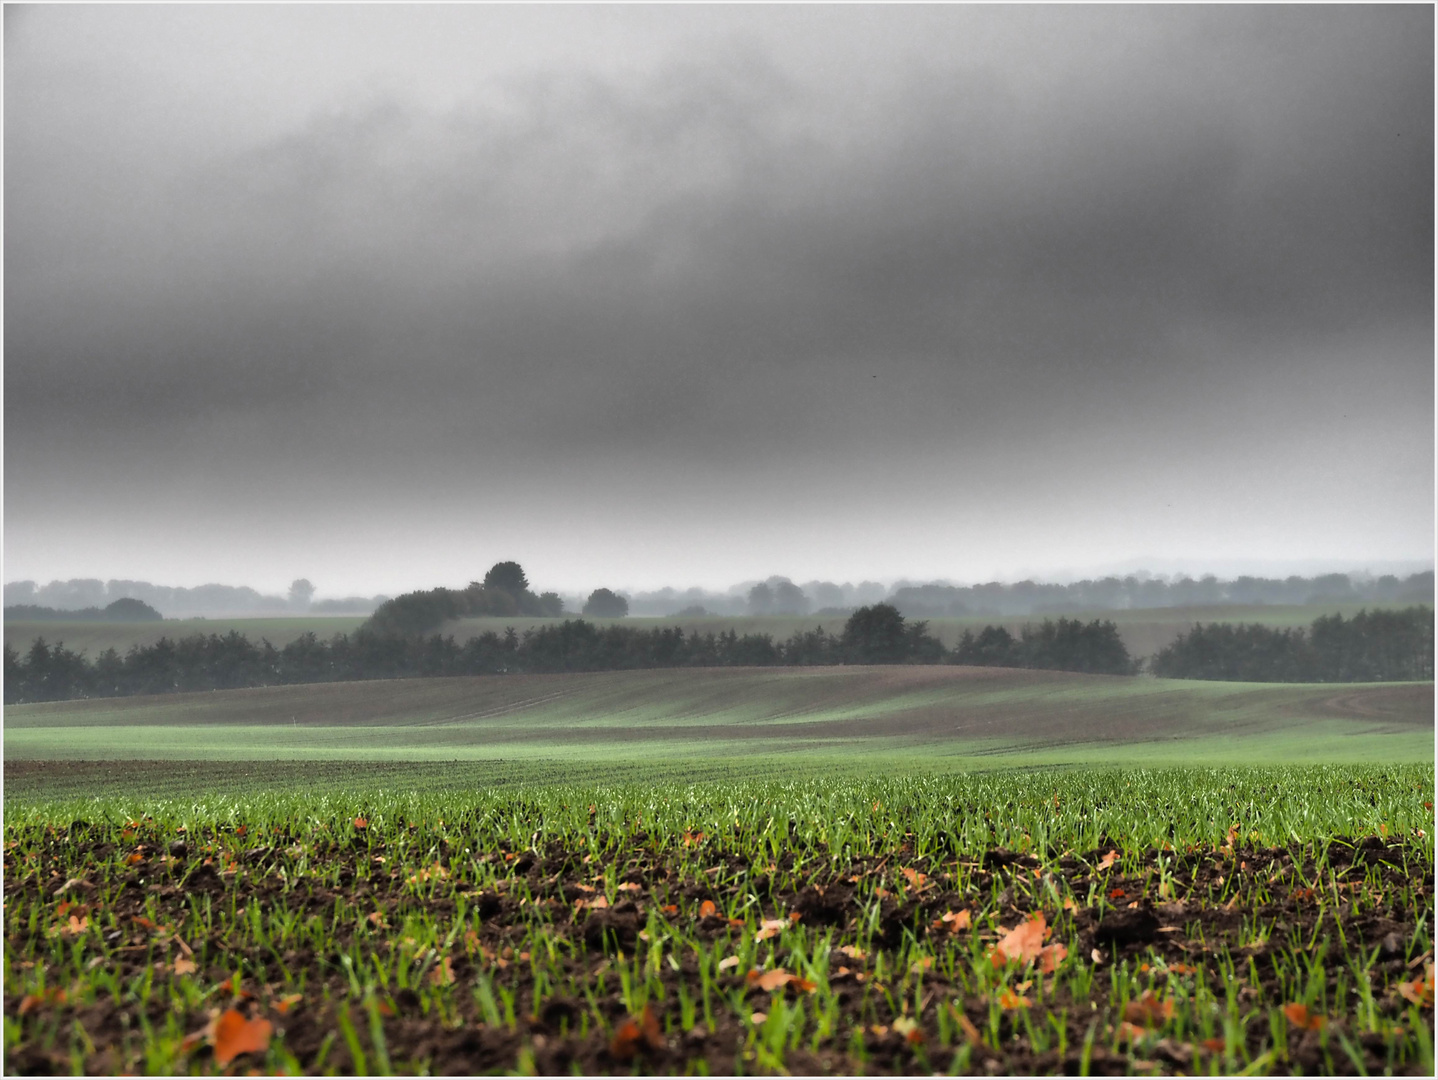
[[274, 993, 303, 1015], [1123, 991, 1174, 1028], [610, 1004, 663, 1061], [1109, 888, 1127, 900], [791, 976, 818, 994], [430, 956, 455, 987], [173, 956, 197, 976], [755, 918, 788, 942], [1115, 1020, 1149, 1042], [1396, 968, 1434, 1007], [748, 968, 794, 992], [699, 899, 718, 919], [1098, 850, 1119, 871], [353, 818, 368, 830], [18, 988, 66, 1015], [717, 955, 741, 972], [901, 867, 928, 889], [989, 912, 1046, 966], [618, 882, 643, 893], [213, 1009, 272, 1068], [997, 988, 1030, 1010], [1282, 1003, 1326, 1030], [935, 909, 972, 931], [1038, 942, 1068, 974], [1200, 1037, 1226, 1054]]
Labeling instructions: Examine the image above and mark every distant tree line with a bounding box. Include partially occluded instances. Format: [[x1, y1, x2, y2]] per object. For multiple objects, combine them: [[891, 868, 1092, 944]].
[[3, 605, 1141, 704], [3, 598, 162, 623], [2, 577, 387, 617], [11, 568, 1431, 621], [1150, 607, 1434, 682], [953, 619, 1138, 675], [889, 571, 1434, 618]]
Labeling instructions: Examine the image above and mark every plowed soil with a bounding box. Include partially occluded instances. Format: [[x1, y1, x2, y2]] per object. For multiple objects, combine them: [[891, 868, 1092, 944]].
[[5, 826, 1432, 1075]]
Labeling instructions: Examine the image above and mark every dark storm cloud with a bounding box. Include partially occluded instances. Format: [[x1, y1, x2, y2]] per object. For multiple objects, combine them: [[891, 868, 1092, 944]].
[[4, 5, 1431, 590]]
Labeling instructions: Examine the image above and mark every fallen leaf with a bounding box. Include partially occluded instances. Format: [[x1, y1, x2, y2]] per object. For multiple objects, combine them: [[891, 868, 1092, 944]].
[[901, 867, 928, 890], [213, 1009, 273, 1068], [997, 988, 1030, 1009], [754, 918, 788, 942], [717, 955, 741, 972], [352, 818, 367, 830], [662, 904, 678, 915], [18, 988, 67, 1015], [610, 1004, 663, 1061], [1396, 966, 1434, 1007], [1116, 1021, 1149, 1042], [935, 909, 972, 931], [577, 895, 610, 911], [274, 993, 303, 1014], [989, 912, 1047, 966], [839, 945, 867, 961], [1038, 942, 1068, 974], [1123, 991, 1174, 1028], [910, 956, 934, 974], [1098, 850, 1120, 871], [1109, 888, 1127, 900], [698, 899, 718, 918], [751, 1011, 768, 1025], [617, 882, 643, 893], [1200, 1037, 1226, 1054], [747, 968, 794, 992], [430, 956, 455, 987], [173, 956, 197, 976], [1282, 1002, 1325, 1030]]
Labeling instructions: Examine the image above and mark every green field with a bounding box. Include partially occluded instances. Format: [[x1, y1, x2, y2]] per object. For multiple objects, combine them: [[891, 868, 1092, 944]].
[[5, 668, 1431, 792], [5, 766, 1433, 1075], [3, 615, 368, 657]]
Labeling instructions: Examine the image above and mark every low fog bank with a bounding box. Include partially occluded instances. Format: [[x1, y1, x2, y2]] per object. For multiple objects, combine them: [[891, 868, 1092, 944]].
[[2, 578, 387, 619], [624, 571, 1435, 619], [11, 568, 1429, 622]]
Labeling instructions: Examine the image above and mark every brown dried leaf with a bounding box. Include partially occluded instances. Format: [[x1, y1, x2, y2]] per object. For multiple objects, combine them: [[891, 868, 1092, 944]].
[[213, 1009, 273, 1068], [1123, 991, 1174, 1028], [754, 918, 788, 942], [989, 912, 1046, 966]]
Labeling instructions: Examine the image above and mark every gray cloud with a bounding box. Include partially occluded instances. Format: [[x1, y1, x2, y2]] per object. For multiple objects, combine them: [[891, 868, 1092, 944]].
[[5, 5, 1431, 592]]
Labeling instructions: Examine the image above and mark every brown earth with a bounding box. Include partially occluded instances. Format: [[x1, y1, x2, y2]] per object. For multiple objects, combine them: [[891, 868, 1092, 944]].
[[5, 830, 1432, 1075]]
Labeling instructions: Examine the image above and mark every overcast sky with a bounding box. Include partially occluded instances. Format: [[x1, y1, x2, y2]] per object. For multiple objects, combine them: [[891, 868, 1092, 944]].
[[5, 4, 1433, 597]]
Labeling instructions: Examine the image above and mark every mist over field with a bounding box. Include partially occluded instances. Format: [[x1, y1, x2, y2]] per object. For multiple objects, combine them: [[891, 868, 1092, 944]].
[[5, 5, 1433, 595]]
